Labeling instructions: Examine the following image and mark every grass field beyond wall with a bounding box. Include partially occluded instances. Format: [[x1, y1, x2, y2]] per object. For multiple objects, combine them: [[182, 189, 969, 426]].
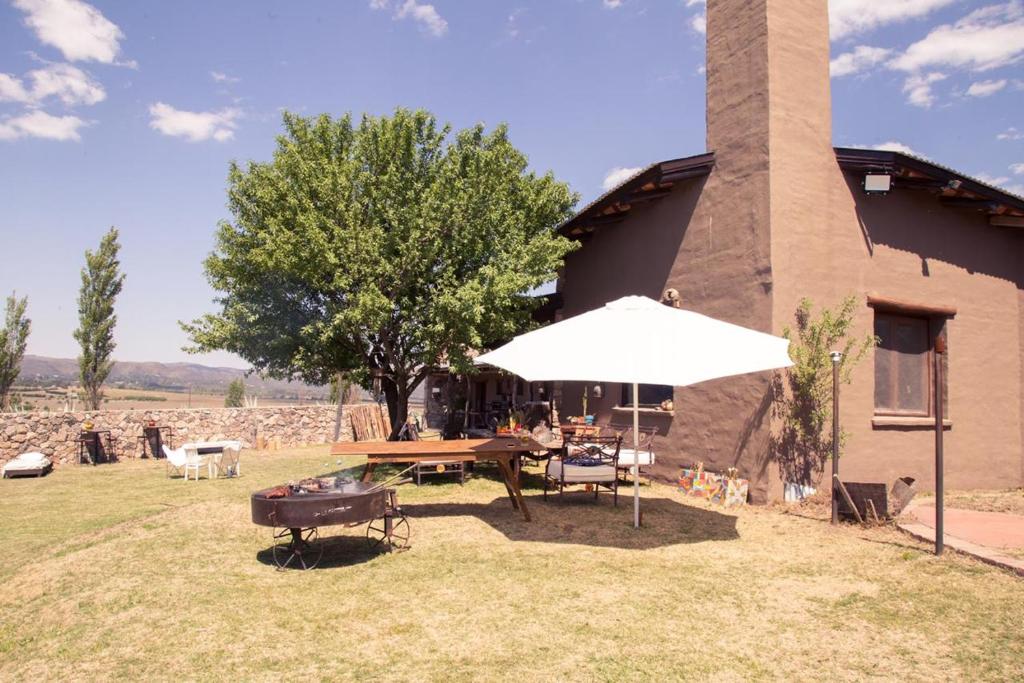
[[1, 447, 1023, 681]]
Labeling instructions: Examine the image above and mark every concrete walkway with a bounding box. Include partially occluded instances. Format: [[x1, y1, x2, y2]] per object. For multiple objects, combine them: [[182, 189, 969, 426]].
[[898, 503, 1024, 576]]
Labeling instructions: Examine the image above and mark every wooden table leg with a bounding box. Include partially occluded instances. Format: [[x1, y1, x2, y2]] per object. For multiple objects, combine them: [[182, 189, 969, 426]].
[[496, 455, 531, 522], [361, 461, 377, 483]]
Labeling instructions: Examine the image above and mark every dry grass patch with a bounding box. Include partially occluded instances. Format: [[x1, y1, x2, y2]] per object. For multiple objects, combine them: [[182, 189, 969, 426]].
[[925, 488, 1024, 516], [1, 448, 1023, 681]]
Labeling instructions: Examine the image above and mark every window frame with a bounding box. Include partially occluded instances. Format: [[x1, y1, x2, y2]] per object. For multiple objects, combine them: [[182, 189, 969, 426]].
[[620, 383, 674, 409], [873, 310, 937, 418]]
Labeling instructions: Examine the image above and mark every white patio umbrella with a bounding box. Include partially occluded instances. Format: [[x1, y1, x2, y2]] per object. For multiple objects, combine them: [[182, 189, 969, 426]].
[[475, 295, 793, 528]]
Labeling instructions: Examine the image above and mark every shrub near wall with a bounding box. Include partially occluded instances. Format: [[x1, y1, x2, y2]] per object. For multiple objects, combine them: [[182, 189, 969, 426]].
[[0, 404, 360, 467]]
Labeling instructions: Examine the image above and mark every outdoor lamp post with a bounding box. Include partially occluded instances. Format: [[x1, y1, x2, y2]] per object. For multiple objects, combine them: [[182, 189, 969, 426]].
[[934, 334, 946, 556], [830, 351, 843, 525]]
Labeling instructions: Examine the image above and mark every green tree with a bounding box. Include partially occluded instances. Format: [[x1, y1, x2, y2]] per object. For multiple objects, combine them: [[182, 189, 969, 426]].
[[0, 293, 31, 411], [184, 109, 578, 436], [771, 296, 877, 487], [225, 378, 245, 407], [74, 228, 125, 411]]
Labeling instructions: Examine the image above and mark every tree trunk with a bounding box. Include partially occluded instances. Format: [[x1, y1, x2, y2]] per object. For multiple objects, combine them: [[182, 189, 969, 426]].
[[382, 378, 402, 440], [383, 375, 419, 440], [84, 383, 101, 411], [332, 372, 345, 442]]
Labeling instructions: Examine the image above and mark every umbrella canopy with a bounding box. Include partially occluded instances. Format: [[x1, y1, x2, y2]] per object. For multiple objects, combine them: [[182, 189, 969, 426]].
[[475, 295, 793, 527]]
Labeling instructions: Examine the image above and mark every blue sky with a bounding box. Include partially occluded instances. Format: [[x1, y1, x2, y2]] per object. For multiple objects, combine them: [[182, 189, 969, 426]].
[[1, 0, 1022, 369]]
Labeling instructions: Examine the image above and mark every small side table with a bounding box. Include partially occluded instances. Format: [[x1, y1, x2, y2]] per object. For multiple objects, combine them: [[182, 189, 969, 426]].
[[77, 430, 115, 465], [137, 426, 172, 459]]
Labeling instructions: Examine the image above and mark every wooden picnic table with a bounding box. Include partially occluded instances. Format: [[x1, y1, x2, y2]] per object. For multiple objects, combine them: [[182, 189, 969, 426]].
[[330, 437, 545, 522]]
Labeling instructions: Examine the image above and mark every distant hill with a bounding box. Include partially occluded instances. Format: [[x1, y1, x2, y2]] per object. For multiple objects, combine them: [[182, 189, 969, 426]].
[[17, 355, 330, 398]]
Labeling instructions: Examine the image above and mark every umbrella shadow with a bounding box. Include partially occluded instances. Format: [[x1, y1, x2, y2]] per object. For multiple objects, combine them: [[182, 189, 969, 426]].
[[399, 492, 740, 550], [255, 533, 399, 571]]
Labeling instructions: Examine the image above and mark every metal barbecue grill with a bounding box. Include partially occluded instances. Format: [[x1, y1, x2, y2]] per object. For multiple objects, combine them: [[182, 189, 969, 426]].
[[251, 478, 409, 570]]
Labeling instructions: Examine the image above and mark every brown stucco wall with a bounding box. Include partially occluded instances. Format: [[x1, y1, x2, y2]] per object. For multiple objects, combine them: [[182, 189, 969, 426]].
[[804, 173, 1024, 493], [553, 0, 1024, 499]]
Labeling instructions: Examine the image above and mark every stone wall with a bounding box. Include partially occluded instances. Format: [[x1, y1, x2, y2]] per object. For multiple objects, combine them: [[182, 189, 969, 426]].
[[0, 404, 361, 467]]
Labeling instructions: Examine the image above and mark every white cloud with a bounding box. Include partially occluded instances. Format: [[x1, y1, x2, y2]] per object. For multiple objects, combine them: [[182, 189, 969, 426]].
[[603, 0, 623, 8], [372, 1, 447, 37], [830, 46, 892, 77], [602, 166, 643, 191], [829, 0, 956, 40], [0, 75, 31, 103], [975, 172, 1011, 187], [889, 2, 1024, 73], [1011, 163, 1024, 174], [0, 109, 86, 141], [873, 141, 919, 156], [148, 102, 240, 142], [210, 71, 240, 84], [998, 127, 1024, 140], [972, 172, 1024, 196], [686, 0, 706, 35], [966, 78, 1008, 97], [397, 0, 447, 36], [12, 0, 128, 65], [902, 71, 947, 107], [0, 63, 105, 107], [851, 141, 921, 156]]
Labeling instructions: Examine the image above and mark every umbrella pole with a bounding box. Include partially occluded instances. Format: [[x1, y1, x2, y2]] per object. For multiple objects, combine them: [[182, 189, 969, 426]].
[[633, 383, 640, 529]]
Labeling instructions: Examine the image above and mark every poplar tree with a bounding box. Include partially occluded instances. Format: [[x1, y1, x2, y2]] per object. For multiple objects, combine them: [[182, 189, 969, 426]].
[[0, 293, 31, 411], [225, 378, 245, 407], [74, 228, 125, 411]]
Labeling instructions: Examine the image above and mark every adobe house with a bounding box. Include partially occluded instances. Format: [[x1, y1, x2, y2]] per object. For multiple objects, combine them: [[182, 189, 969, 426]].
[[549, 0, 1024, 502]]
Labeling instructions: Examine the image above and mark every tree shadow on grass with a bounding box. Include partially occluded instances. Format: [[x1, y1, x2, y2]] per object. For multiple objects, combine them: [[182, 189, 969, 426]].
[[255, 533, 399, 571], [400, 492, 740, 550]]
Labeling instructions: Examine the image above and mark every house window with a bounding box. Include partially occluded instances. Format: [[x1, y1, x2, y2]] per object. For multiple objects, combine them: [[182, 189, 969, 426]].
[[621, 384, 673, 407], [874, 312, 941, 416]]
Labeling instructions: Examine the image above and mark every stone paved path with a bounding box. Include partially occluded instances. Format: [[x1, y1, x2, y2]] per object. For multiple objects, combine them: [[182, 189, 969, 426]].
[[898, 503, 1024, 576]]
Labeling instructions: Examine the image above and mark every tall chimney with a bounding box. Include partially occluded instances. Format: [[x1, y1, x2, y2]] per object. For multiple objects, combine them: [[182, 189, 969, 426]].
[[669, 0, 835, 502], [706, 0, 833, 172], [703, 0, 836, 322]]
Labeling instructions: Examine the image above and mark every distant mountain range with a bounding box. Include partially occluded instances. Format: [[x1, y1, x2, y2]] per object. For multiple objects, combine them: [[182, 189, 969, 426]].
[[17, 355, 330, 398]]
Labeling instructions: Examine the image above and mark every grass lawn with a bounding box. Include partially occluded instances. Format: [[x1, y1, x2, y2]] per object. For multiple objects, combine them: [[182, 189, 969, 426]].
[[2, 447, 1023, 681]]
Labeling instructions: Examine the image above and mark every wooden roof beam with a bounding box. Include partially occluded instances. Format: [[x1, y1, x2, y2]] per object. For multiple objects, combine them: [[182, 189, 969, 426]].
[[940, 197, 1002, 212], [990, 215, 1024, 228]]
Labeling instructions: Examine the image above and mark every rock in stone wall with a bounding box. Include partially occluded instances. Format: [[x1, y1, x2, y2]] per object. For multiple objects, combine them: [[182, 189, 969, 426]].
[[0, 404, 363, 467]]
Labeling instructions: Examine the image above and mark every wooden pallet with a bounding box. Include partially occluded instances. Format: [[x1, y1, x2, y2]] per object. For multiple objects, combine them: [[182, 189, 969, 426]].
[[349, 404, 391, 442]]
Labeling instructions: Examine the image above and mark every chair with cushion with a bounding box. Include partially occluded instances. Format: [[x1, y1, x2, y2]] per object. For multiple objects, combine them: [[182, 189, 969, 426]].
[[609, 425, 658, 484], [2, 451, 52, 478], [544, 434, 621, 505]]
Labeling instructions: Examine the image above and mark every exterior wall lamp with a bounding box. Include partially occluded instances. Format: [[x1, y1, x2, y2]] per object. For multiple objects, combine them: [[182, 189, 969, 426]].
[[863, 174, 891, 195]]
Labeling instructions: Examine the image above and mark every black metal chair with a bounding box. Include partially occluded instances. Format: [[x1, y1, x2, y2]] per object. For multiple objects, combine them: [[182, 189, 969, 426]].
[[544, 434, 621, 505]]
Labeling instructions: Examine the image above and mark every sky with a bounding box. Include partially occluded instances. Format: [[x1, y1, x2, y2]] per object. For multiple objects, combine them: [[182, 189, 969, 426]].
[[1, 0, 1023, 370]]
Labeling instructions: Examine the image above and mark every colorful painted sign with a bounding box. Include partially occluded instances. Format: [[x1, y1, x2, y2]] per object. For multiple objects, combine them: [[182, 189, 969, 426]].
[[679, 468, 749, 506]]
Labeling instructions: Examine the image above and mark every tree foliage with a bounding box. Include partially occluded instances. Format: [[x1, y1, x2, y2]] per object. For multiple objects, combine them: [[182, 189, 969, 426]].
[[225, 378, 245, 408], [74, 228, 125, 411], [184, 109, 578, 435], [771, 296, 876, 486], [0, 293, 31, 411]]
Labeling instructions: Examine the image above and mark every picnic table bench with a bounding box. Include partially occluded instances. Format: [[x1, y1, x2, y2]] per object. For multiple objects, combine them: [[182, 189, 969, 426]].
[[330, 437, 544, 522]]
